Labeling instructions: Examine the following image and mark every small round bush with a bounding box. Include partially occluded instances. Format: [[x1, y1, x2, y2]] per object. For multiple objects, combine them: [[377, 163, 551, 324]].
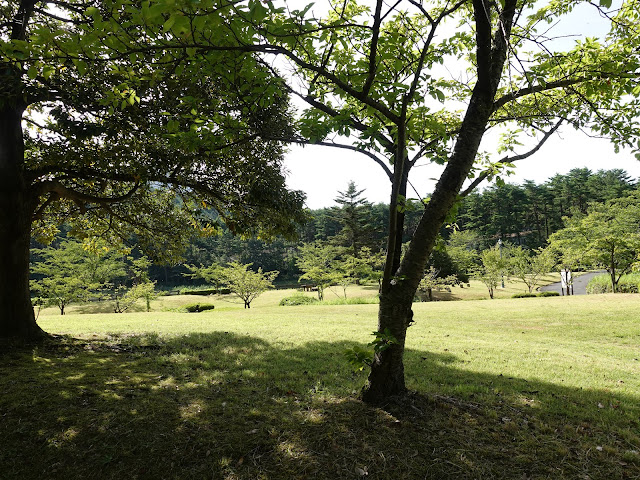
[[279, 295, 319, 306], [537, 291, 560, 297], [184, 303, 216, 312]]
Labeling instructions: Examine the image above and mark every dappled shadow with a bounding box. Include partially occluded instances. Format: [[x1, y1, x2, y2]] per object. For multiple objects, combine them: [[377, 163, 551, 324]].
[[1, 332, 639, 479]]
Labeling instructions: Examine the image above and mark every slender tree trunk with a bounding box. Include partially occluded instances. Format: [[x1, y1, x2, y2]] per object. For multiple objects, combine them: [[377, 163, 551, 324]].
[[362, 0, 518, 404], [610, 247, 617, 293], [0, 105, 43, 340]]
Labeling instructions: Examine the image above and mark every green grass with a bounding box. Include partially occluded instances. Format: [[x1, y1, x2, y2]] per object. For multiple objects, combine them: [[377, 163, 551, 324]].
[[3, 294, 640, 479], [34, 273, 562, 317]]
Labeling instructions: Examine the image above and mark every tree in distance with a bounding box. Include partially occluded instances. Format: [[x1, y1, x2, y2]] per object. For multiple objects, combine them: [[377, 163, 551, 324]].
[[31, 238, 157, 314], [30, 240, 102, 315], [188, 261, 278, 309], [329, 181, 376, 257], [416, 266, 460, 302], [221, 262, 279, 309], [296, 242, 343, 301], [474, 244, 510, 299], [548, 192, 640, 293], [508, 246, 556, 293]]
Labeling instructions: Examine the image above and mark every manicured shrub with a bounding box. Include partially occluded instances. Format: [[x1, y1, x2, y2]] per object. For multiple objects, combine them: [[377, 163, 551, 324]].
[[180, 287, 232, 295], [279, 294, 319, 306], [324, 296, 380, 305], [183, 303, 216, 312], [537, 291, 560, 297], [512, 293, 538, 298]]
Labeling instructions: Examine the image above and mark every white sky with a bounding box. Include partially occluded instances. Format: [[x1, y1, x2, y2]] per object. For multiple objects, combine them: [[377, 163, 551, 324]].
[[281, 0, 639, 209]]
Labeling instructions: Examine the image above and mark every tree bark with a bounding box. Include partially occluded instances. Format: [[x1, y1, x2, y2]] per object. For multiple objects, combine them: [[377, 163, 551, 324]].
[[0, 104, 43, 340], [361, 0, 518, 404]]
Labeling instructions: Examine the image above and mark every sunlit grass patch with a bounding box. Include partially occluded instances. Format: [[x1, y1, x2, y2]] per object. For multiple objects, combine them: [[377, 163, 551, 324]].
[[3, 294, 640, 478]]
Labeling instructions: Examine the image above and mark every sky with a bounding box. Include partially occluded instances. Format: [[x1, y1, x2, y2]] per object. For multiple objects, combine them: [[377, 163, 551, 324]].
[[281, 0, 639, 209]]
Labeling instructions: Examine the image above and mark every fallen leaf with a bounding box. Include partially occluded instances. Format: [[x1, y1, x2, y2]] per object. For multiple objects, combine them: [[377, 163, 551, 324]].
[[355, 466, 368, 476]]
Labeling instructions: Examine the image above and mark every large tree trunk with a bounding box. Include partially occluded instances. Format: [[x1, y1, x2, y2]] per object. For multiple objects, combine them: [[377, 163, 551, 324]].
[[0, 104, 43, 340], [361, 0, 517, 404]]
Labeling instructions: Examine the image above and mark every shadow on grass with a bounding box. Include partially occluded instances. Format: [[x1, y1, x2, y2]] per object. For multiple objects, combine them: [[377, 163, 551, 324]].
[[1, 333, 639, 479]]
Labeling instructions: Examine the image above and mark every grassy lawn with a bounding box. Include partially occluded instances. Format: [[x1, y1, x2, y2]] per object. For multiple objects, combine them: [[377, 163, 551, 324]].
[[2, 293, 639, 479]]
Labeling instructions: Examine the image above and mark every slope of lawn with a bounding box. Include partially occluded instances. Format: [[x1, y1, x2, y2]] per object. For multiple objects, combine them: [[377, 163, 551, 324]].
[[2, 293, 639, 479]]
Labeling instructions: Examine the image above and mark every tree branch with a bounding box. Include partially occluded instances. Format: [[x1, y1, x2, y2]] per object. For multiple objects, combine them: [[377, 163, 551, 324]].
[[290, 137, 393, 180], [34, 179, 141, 209], [459, 119, 563, 197], [362, 0, 384, 96]]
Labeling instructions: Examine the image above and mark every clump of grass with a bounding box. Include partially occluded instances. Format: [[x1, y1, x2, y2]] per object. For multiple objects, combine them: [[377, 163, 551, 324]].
[[279, 294, 319, 306]]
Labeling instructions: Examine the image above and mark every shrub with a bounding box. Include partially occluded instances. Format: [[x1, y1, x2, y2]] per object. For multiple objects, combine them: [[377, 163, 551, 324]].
[[183, 303, 215, 312], [279, 294, 319, 306], [179, 287, 232, 295], [512, 293, 538, 298], [586, 274, 610, 294], [324, 296, 380, 305], [587, 273, 640, 294], [537, 291, 560, 297]]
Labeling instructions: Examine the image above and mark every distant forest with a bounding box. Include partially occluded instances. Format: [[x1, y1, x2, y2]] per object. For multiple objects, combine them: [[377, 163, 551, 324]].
[[150, 168, 636, 286]]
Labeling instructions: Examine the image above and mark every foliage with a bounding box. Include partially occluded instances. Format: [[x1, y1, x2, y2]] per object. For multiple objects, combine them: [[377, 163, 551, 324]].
[[458, 169, 638, 249], [183, 303, 216, 313], [0, 0, 308, 339], [537, 291, 560, 297], [113, 282, 157, 313], [219, 262, 279, 309], [508, 246, 556, 293], [278, 294, 319, 306], [329, 181, 376, 256], [218, 0, 640, 401], [474, 245, 510, 299], [296, 242, 344, 300], [511, 292, 538, 298], [30, 240, 102, 315], [416, 266, 460, 302], [345, 328, 398, 372], [4, 1, 308, 246], [178, 287, 221, 296], [586, 273, 640, 294], [446, 230, 481, 278], [548, 192, 640, 292]]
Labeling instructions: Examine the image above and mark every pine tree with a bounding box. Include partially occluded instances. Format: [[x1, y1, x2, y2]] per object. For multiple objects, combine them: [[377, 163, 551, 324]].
[[330, 181, 375, 257]]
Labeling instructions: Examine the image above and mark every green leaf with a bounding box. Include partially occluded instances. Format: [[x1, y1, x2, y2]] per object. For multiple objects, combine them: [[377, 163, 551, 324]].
[[27, 65, 38, 80], [76, 61, 88, 76], [163, 16, 176, 33]]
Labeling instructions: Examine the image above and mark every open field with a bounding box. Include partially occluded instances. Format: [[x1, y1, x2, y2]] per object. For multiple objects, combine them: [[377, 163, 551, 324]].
[[34, 273, 564, 317], [3, 294, 639, 479]]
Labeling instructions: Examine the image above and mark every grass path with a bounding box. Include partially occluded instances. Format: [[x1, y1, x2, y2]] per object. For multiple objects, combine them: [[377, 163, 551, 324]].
[[2, 294, 640, 479]]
